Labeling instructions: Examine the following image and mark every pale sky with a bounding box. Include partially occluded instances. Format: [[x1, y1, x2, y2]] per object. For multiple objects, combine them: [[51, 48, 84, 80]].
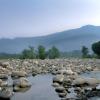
[[0, 0, 100, 38]]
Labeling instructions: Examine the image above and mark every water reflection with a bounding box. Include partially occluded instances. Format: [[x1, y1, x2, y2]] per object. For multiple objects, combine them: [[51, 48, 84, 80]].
[[11, 74, 59, 100]]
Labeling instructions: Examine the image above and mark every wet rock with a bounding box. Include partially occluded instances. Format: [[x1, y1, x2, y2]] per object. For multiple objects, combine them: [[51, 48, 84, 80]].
[[13, 86, 20, 92], [58, 92, 67, 98], [74, 87, 82, 93], [96, 84, 100, 90], [13, 77, 31, 92], [55, 86, 66, 93], [0, 74, 8, 80], [84, 87, 92, 92], [0, 87, 14, 99], [55, 86, 67, 98], [52, 82, 60, 87]]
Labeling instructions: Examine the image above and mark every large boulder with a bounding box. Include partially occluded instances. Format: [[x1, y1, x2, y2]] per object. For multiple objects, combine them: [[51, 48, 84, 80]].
[[73, 77, 86, 86], [11, 71, 27, 78], [86, 78, 100, 86], [53, 74, 64, 84], [0, 62, 10, 67], [73, 77, 100, 86], [13, 77, 31, 92]]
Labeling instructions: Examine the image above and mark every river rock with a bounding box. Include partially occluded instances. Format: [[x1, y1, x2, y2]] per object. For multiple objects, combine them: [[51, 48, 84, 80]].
[[65, 68, 74, 75], [0, 74, 8, 79], [96, 84, 100, 90], [52, 82, 60, 87], [0, 62, 10, 67], [53, 74, 64, 84], [55, 86, 66, 93], [13, 77, 31, 91], [55, 86, 67, 98], [58, 92, 67, 98], [11, 71, 27, 78], [57, 68, 74, 75], [86, 78, 100, 86], [86, 66, 92, 71], [32, 67, 41, 76], [73, 77, 100, 86], [0, 79, 8, 87], [0, 87, 14, 99], [73, 77, 86, 86]]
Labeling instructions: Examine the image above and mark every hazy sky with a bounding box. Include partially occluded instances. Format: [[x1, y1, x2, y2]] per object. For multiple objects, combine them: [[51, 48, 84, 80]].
[[0, 0, 100, 38]]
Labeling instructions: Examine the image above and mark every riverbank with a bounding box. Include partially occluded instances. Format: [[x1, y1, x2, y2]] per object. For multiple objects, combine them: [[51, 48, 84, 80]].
[[0, 58, 99, 100]]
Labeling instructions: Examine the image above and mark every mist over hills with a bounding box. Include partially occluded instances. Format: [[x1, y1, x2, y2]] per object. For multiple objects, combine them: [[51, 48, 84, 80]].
[[0, 25, 100, 54]]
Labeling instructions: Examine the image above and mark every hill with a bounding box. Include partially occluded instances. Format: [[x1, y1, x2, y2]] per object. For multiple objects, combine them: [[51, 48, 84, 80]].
[[0, 25, 100, 53]]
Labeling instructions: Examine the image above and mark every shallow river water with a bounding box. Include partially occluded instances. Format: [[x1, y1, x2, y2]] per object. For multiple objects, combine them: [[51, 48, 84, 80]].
[[5, 71, 100, 100], [11, 74, 60, 100]]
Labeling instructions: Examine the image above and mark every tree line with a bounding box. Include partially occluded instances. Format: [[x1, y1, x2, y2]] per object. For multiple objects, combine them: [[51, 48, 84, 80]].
[[81, 41, 100, 58], [20, 45, 60, 59], [0, 41, 100, 59], [21, 40, 100, 59]]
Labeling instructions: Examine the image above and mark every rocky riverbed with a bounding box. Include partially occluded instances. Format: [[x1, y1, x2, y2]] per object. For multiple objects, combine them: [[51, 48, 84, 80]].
[[0, 58, 100, 100]]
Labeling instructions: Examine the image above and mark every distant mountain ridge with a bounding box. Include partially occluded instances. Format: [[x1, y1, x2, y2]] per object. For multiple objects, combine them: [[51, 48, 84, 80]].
[[0, 25, 100, 53]]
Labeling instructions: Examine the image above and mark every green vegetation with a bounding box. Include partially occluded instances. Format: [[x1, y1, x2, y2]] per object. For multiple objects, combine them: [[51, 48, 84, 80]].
[[1, 40, 100, 59], [0, 46, 85, 59], [61, 50, 82, 58], [0, 53, 20, 59], [20, 46, 36, 59], [80, 41, 100, 59], [92, 41, 100, 58], [37, 45, 46, 60], [81, 46, 89, 58], [0, 45, 60, 60], [47, 46, 60, 59]]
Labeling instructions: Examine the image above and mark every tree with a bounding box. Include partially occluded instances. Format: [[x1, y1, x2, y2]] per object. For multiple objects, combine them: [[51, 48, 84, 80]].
[[81, 46, 89, 58], [20, 46, 36, 59], [38, 45, 46, 59], [92, 41, 100, 57], [48, 46, 60, 59]]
